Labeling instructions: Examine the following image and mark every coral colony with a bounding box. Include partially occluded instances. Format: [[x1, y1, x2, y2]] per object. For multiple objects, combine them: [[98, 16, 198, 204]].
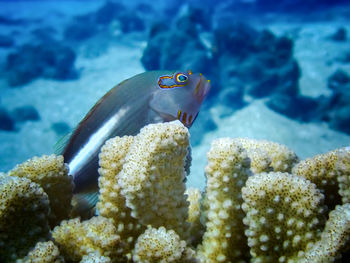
[[0, 120, 349, 262]]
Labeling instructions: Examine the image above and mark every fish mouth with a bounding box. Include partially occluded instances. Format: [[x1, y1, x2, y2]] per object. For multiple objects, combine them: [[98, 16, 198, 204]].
[[194, 75, 211, 103], [176, 109, 197, 127]]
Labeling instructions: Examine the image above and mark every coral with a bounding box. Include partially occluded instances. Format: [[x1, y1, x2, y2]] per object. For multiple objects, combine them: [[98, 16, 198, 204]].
[[185, 188, 204, 247], [337, 147, 350, 203], [303, 203, 350, 262], [1, 121, 350, 262], [0, 174, 50, 262], [292, 147, 350, 210], [236, 138, 299, 173], [117, 121, 190, 240], [97, 135, 143, 251], [80, 252, 111, 263], [197, 138, 251, 262], [241, 172, 326, 263], [8, 154, 73, 227], [52, 216, 123, 262], [17, 241, 63, 263], [132, 226, 196, 263]]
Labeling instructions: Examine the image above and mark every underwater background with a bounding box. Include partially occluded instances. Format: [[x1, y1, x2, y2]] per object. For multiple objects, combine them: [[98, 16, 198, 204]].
[[0, 0, 349, 190]]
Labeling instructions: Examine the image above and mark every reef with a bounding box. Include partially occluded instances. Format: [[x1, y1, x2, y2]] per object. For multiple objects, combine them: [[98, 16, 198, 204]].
[[64, 1, 145, 42], [0, 106, 15, 131], [5, 41, 78, 87], [0, 121, 349, 262], [322, 69, 350, 134]]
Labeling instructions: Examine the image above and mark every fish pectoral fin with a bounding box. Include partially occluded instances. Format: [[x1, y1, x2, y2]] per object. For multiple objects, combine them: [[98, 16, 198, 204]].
[[148, 106, 176, 123], [54, 131, 73, 155], [70, 191, 99, 220]]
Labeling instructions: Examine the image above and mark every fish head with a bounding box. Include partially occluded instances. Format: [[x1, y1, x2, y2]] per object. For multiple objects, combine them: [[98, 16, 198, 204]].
[[150, 70, 211, 127]]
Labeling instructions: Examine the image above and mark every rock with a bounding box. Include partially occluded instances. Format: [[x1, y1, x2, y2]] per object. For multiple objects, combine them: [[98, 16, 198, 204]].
[[118, 12, 145, 33], [214, 23, 300, 99], [218, 0, 350, 14], [337, 51, 350, 64], [64, 1, 145, 41], [51, 122, 71, 136], [176, 5, 212, 31], [64, 19, 98, 41], [31, 27, 57, 43], [94, 1, 126, 25], [11, 105, 40, 122], [330, 27, 347, 42], [6, 41, 78, 87], [0, 35, 14, 48], [320, 69, 350, 134], [0, 107, 15, 131], [328, 69, 350, 92], [214, 23, 257, 60], [135, 3, 154, 13], [328, 106, 350, 134], [0, 16, 24, 26], [265, 94, 319, 122], [246, 59, 300, 97], [141, 17, 211, 75]]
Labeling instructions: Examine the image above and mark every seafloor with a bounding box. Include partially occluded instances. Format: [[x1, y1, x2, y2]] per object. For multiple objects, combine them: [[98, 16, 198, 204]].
[[0, 0, 349, 191]]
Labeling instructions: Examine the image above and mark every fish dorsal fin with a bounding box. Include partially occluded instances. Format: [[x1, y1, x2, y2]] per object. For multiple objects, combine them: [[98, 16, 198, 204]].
[[54, 131, 73, 155]]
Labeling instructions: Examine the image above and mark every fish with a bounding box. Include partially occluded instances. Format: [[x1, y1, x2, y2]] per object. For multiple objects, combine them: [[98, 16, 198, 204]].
[[60, 70, 211, 201]]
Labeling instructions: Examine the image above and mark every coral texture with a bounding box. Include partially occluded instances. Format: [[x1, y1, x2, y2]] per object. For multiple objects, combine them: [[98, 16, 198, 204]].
[[337, 147, 350, 203], [236, 138, 299, 173], [242, 172, 326, 263], [117, 121, 190, 240], [17, 241, 64, 263], [52, 216, 123, 262], [7, 154, 73, 227], [97, 135, 143, 250], [303, 203, 350, 262], [186, 188, 205, 247], [80, 252, 112, 263], [0, 121, 349, 262], [197, 138, 251, 262], [0, 174, 50, 262], [132, 226, 190, 263], [292, 147, 350, 210]]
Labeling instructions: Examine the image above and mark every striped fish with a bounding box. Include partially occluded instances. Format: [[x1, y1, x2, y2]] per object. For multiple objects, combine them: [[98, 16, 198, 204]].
[[61, 70, 211, 201]]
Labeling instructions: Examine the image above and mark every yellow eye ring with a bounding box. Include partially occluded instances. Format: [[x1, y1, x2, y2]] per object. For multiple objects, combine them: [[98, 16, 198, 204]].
[[175, 73, 188, 84]]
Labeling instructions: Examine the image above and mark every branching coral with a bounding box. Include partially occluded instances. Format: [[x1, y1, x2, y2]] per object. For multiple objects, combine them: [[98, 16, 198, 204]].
[[133, 226, 196, 263], [242, 172, 326, 263], [0, 174, 50, 262], [236, 138, 299, 173], [1, 121, 349, 262], [80, 252, 112, 263], [303, 203, 350, 262], [337, 147, 350, 204], [117, 121, 190, 240], [292, 147, 350, 210], [7, 154, 73, 227], [185, 188, 204, 247], [96, 135, 143, 251], [197, 138, 251, 263], [17, 241, 64, 263], [52, 216, 124, 262]]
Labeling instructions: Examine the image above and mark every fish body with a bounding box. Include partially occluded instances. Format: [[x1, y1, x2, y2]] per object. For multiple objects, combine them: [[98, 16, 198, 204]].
[[62, 70, 211, 195]]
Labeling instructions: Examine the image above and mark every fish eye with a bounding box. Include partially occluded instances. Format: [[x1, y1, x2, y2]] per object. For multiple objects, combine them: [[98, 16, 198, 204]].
[[175, 73, 189, 84]]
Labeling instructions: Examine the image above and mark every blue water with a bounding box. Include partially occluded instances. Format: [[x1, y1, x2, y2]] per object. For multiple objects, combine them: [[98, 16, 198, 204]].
[[0, 0, 350, 184]]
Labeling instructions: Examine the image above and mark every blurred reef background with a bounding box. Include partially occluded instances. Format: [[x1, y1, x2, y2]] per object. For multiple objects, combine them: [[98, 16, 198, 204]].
[[0, 0, 350, 189]]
